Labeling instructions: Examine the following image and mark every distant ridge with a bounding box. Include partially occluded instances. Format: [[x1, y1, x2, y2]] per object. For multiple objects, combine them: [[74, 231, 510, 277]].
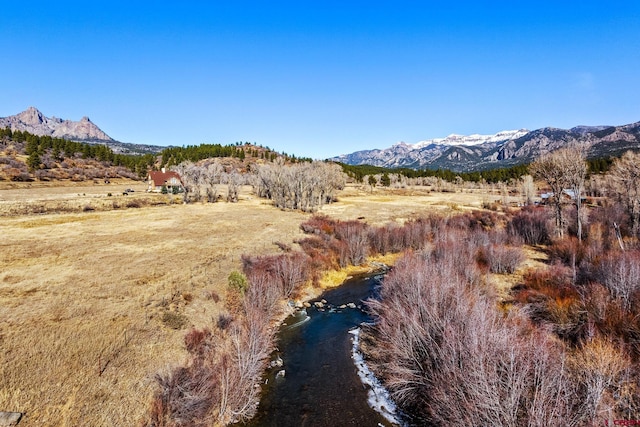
[[0, 106, 114, 142], [0, 107, 164, 155], [331, 122, 640, 172]]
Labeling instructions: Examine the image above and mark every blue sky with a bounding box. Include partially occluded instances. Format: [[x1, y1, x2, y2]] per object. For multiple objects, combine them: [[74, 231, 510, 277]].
[[2, 1, 640, 159]]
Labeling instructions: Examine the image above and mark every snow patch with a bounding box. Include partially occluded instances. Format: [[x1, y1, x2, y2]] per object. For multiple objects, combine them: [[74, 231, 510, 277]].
[[349, 327, 406, 426], [411, 129, 528, 149]]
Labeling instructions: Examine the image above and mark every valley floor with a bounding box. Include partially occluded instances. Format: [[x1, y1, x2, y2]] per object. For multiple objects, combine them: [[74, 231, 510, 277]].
[[0, 181, 507, 426]]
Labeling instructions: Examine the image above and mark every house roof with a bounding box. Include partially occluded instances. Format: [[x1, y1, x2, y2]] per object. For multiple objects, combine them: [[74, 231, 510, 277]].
[[540, 189, 583, 200], [148, 170, 182, 187]]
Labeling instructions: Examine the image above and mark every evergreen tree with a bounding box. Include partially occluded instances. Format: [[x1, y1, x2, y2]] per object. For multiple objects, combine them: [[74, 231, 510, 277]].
[[27, 151, 41, 171], [381, 173, 391, 187]]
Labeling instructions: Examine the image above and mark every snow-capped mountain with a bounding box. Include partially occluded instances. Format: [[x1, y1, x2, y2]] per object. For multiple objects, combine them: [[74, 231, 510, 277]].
[[412, 129, 529, 149], [332, 124, 640, 172]]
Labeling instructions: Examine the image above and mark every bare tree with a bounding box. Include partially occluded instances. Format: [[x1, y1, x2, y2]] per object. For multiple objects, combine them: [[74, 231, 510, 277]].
[[223, 170, 243, 203], [172, 161, 198, 203], [530, 147, 587, 240], [522, 174, 535, 206], [253, 161, 346, 212], [564, 146, 588, 241], [607, 150, 640, 238], [204, 161, 224, 202]]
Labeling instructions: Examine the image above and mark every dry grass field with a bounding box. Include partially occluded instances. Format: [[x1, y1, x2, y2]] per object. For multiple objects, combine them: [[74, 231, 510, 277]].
[[0, 180, 507, 426]]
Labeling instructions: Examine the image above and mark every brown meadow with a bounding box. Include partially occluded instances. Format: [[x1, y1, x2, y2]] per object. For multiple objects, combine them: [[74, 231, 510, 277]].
[[0, 180, 505, 426]]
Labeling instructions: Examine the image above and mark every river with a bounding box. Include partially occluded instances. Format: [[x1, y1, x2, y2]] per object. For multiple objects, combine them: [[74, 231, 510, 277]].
[[242, 275, 402, 427]]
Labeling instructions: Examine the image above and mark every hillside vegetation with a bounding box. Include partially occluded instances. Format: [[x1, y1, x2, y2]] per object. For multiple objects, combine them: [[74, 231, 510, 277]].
[[0, 127, 155, 181], [0, 128, 312, 184]]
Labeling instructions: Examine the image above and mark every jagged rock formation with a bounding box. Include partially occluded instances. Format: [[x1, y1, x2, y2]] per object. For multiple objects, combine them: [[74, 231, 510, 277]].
[[0, 107, 114, 142], [0, 107, 166, 154], [332, 123, 640, 172]]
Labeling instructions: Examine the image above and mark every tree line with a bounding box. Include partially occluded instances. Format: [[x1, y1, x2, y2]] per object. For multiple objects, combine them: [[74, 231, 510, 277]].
[[1, 127, 156, 177], [252, 160, 346, 212], [338, 162, 531, 184], [159, 142, 312, 168], [338, 155, 619, 185], [169, 159, 347, 211]]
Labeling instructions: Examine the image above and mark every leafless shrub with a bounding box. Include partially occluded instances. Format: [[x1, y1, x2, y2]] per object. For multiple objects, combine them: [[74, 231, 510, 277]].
[[242, 252, 310, 300], [334, 220, 369, 266], [368, 223, 391, 255], [146, 304, 274, 426], [403, 216, 436, 249], [469, 209, 502, 230], [569, 337, 633, 422], [218, 308, 274, 424], [487, 244, 525, 274], [184, 328, 213, 357], [430, 227, 483, 286], [242, 270, 280, 315], [594, 250, 640, 311], [295, 235, 338, 274], [588, 202, 630, 251], [507, 206, 552, 245], [216, 314, 233, 331], [297, 216, 374, 269], [148, 365, 216, 427], [301, 214, 352, 236], [513, 265, 589, 342], [272, 252, 310, 297], [366, 252, 580, 426], [549, 236, 586, 270]]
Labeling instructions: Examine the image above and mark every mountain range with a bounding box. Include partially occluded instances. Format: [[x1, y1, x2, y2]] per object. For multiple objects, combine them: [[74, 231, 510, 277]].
[[0, 107, 163, 155], [332, 122, 640, 172], [3, 108, 639, 171]]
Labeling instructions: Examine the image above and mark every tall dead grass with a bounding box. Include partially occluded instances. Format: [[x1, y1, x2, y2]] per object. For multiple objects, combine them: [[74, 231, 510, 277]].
[[0, 195, 308, 426]]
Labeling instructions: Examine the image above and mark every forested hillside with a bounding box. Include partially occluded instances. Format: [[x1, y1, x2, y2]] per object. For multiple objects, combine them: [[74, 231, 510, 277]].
[[0, 128, 312, 183], [0, 127, 155, 181]]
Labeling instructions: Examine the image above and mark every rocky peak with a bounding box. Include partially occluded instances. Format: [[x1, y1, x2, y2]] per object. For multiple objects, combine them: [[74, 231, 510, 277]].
[[0, 107, 114, 142], [331, 121, 640, 172], [17, 106, 45, 125]]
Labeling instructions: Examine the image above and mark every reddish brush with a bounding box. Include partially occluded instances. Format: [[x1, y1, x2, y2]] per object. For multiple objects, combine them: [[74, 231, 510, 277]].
[[507, 206, 552, 245]]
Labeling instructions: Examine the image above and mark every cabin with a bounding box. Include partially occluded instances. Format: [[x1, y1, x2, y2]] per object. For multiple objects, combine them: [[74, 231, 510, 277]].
[[147, 169, 183, 193], [540, 189, 587, 205]]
